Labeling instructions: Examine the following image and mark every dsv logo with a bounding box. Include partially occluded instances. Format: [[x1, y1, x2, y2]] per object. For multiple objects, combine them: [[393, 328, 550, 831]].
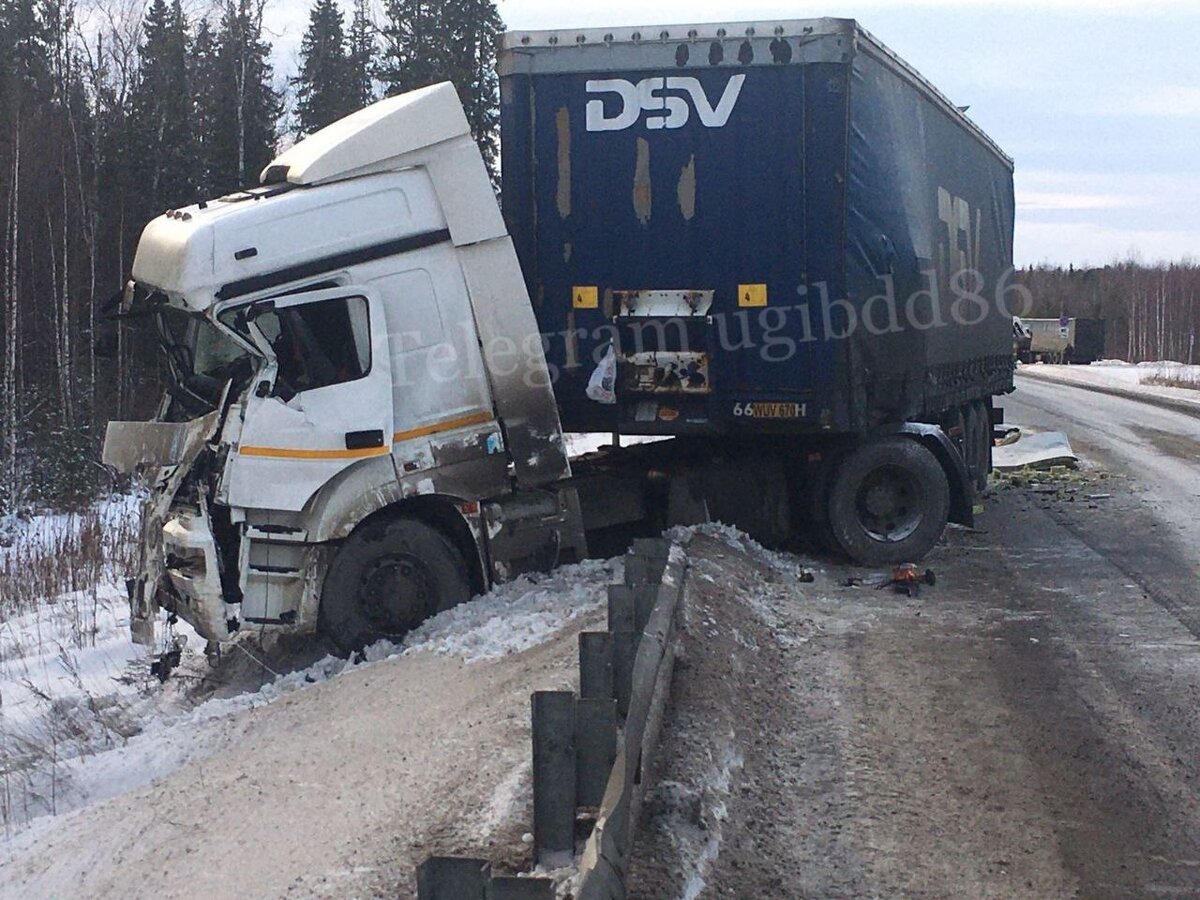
[[585, 75, 746, 132]]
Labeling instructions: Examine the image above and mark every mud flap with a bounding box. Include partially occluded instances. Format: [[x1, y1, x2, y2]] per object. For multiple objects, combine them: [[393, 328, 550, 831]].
[[127, 576, 157, 647], [872, 422, 976, 527]]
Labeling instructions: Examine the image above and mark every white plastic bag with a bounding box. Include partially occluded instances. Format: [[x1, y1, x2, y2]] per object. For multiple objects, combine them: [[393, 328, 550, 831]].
[[586, 345, 617, 404]]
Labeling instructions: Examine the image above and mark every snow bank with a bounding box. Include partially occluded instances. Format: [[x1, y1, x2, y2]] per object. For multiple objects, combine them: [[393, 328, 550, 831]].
[[1019, 361, 1200, 406], [668, 522, 814, 581], [0, 492, 141, 558], [678, 742, 744, 900], [401, 557, 617, 662], [0, 522, 617, 838]]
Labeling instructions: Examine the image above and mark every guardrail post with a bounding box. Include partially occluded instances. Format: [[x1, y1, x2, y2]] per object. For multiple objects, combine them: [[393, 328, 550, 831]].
[[624, 552, 667, 588], [628, 539, 669, 582], [631, 537, 670, 556], [611, 630, 635, 719], [574, 696, 618, 807], [635, 585, 661, 634], [485, 876, 556, 899], [607, 584, 634, 633], [417, 857, 489, 899], [531, 690, 577, 866], [579, 632, 613, 701]]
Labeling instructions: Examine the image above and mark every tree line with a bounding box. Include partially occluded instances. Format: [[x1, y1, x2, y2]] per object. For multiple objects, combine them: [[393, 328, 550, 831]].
[[0, 0, 501, 511], [1, 1, 1195, 514], [1016, 262, 1200, 366]]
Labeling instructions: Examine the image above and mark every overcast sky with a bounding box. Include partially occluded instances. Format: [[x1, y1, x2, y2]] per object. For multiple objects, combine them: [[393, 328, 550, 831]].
[[266, 0, 1199, 268]]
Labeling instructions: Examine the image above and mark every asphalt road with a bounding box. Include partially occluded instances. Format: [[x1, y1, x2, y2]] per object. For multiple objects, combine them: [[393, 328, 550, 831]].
[[1005, 373, 1200, 544], [631, 379, 1200, 898]]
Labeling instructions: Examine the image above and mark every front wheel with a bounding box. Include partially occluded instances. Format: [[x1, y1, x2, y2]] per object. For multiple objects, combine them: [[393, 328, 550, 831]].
[[827, 438, 950, 566], [319, 517, 472, 654]]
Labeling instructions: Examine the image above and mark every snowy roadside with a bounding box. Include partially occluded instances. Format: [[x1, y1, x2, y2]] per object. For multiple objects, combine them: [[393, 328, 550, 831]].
[[1, 514, 618, 845], [1017, 361, 1200, 411], [629, 527, 826, 898], [0, 432, 639, 842]]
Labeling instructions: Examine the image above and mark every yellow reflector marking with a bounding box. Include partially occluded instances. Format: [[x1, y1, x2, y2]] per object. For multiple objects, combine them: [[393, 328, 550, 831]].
[[392, 410, 494, 443], [573, 285, 599, 309], [738, 283, 768, 307], [239, 445, 390, 460], [238, 411, 495, 460]]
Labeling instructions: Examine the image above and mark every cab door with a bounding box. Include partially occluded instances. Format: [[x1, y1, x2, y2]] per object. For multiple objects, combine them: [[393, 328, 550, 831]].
[[224, 286, 394, 512]]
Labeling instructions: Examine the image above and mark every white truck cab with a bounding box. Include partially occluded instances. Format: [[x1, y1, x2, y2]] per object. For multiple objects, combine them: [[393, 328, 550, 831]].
[[104, 84, 585, 652]]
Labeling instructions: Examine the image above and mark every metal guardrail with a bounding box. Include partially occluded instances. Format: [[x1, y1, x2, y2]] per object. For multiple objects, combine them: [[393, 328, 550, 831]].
[[575, 539, 686, 899], [416, 857, 554, 898], [416, 538, 687, 900]]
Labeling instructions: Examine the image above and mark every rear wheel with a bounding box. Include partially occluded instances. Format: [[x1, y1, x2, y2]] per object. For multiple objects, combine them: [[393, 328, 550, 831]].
[[802, 451, 841, 553], [319, 517, 471, 654], [828, 438, 950, 565]]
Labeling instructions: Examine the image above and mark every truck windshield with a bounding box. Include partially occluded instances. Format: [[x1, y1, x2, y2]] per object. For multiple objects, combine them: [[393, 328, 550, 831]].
[[218, 294, 371, 400], [156, 306, 253, 418]]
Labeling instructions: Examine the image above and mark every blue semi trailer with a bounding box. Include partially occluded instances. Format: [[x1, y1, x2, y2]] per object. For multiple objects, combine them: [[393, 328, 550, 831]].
[[500, 18, 1016, 563]]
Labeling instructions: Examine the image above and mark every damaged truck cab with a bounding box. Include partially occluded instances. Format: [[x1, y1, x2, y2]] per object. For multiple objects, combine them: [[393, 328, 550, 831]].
[[105, 84, 585, 651]]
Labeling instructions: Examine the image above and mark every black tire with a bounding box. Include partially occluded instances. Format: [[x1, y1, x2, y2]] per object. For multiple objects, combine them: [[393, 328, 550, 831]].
[[827, 437, 951, 566], [319, 517, 472, 654], [803, 452, 841, 554]]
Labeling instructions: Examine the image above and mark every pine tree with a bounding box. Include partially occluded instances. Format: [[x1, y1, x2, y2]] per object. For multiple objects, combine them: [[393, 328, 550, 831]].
[[377, 0, 445, 95], [450, 0, 502, 178], [293, 0, 356, 136], [347, 0, 376, 107], [210, 0, 282, 192], [189, 18, 221, 196], [377, 0, 502, 178], [129, 0, 193, 217], [0, 0, 53, 92]]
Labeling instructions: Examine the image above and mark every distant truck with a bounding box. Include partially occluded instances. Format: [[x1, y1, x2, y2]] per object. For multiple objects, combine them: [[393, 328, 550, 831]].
[[1020, 317, 1106, 364], [1013, 317, 1033, 358], [102, 18, 1015, 654]]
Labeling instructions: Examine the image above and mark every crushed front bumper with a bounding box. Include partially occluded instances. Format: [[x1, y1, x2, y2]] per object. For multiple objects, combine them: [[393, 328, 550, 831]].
[[158, 504, 233, 642]]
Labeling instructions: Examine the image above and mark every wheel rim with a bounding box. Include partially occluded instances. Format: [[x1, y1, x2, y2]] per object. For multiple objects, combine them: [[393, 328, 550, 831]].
[[855, 464, 924, 543], [359, 552, 438, 636]]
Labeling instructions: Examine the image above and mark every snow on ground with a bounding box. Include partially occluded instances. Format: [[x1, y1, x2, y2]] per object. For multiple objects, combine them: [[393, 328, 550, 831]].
[[678, 742, 744, 900], [0, 583, 168, 831], [669, 521, 817, 583], [399, 557, 619, 662], [0, 494, 165, 832], [0, 493, 618, 841], [1018, 361, 1200, 409], [563, 432, 670, 458]]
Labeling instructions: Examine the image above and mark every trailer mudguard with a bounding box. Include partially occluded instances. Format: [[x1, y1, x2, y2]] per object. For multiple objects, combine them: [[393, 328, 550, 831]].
[[872, 422, 976, 528]]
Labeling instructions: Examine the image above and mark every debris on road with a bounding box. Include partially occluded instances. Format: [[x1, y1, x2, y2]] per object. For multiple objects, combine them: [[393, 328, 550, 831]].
[[993, 431, 1079, 471], [882, 564, 937, 597], [842, 565, 936, 596], [996, 427, 1022, 446]]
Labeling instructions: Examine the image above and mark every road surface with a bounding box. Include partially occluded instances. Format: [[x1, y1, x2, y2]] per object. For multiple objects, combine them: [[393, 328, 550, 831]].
[[1007, 372, 1200, 545], [631, 378, 1200, 898]]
